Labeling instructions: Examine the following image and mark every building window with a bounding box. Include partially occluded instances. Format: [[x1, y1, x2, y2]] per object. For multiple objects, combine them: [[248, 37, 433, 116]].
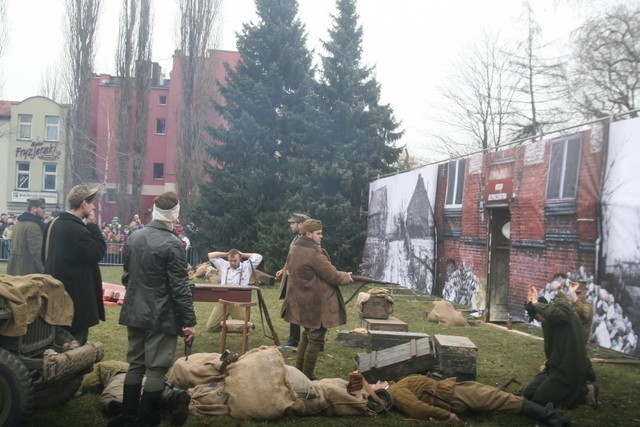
[[16, 162, 30, 189], [546, 135, 581, 200], [43, 163, 57, 191], [153, 163, 164, 179], [159, 95, 167, 105], [155, 119, 166, 135], [18, 114, 32, 140], [445, 158, 466, 207], [105, 188, 117, 203], [45, 116, 60, 141]]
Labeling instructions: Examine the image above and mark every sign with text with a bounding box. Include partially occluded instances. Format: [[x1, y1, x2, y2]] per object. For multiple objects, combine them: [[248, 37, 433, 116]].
[[11, 191, 58, 204], [484, 178, 513, 206]]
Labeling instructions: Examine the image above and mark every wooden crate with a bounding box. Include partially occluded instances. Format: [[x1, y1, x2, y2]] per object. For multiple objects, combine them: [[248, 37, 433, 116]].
[[433, 334, 477, 381], [369, 330, 430, 351], [360, 296, 391, 319], [355, 338, 436, 383], [361, 316, 408, 332], [335, 330, 370, 348]]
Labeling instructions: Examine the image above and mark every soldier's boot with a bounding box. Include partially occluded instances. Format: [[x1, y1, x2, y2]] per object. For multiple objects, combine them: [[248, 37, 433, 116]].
[[161, 389, 191, 426], [139, 390, 163, 427], [105, 399, 123, 417], [295, 334, 308, 371], [302, 341, 320, 380], [115, 384, 142, 427], [520, 400, 571, 427]]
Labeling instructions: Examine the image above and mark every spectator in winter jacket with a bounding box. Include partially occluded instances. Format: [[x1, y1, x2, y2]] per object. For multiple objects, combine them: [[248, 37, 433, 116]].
[[7, 198, 47, 275]]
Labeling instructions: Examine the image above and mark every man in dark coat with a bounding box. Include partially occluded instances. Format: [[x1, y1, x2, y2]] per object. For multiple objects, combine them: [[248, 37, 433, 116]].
[[7, 198, 46, 275], [275, 212, 309, 349], [282, 219, 353, 379], [118, 191, 196, 426], [42, 185, 106, 345], [523, 285, 590, 408]]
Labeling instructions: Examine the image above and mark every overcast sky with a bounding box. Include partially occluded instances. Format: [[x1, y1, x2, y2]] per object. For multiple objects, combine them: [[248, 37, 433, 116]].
[[0, 0, 620, 160]]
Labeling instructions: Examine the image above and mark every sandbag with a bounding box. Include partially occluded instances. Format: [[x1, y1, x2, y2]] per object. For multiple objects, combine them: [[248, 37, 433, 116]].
[[189, 382, 229, 417], [167, 352, 225, 389], [225, 346, 301, 420], [426, 300, 469, 326], [290, 378, 370, 417]]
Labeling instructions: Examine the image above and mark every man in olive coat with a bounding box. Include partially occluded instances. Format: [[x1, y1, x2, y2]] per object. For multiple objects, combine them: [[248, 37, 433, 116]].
[[118, 191, 196, 426], [523, 285, 589, 408], [42, 185, 106, 345], [281, 219, 353, 379], [7, 198, 46, 275]]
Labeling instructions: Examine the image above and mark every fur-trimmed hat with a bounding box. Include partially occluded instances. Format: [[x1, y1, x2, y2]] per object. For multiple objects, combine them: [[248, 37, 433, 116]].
[[288, 213, 310, 223], [300, 219, 322, 234]]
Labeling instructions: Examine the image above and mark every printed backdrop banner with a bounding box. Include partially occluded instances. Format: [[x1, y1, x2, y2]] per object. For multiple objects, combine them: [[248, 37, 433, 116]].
[[601, 117, 640, 355], [360, 165, 438, 293]]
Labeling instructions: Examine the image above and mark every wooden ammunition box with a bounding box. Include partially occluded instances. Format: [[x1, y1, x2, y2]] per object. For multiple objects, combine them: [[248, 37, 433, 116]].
[[369, 330, 430, 351], [360, 295, 391, 319], [433, 334, 477, 381], [361, 316, 408, 332], [355, 338, 436, 383], [335, 330, 370, 348]]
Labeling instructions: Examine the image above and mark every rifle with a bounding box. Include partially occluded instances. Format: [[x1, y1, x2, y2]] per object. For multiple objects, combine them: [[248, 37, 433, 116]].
[[351, 275, 400, 287]]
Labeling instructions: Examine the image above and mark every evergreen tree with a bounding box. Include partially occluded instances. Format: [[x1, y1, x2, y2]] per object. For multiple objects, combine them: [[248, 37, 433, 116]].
[[311, 0, 402, 270], [197, 0, 318, 272]]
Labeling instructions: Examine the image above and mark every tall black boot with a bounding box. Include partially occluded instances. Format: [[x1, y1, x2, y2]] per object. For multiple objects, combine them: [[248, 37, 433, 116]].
[[139, 390, 164, 427], [161, 389, 191, 426], [118, 383, 142, 427], [520, 400, 571, 427]]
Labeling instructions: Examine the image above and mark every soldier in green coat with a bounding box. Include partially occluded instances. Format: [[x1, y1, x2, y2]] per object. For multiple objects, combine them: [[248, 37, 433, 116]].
[[523, 285, 590, 408]]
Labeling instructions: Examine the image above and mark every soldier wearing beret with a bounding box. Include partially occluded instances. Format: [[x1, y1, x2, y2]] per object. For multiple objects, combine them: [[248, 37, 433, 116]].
[[281, 219, 353, 379]]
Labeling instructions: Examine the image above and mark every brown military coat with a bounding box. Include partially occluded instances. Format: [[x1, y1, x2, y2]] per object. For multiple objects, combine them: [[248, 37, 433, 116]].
[[281, 236, 351, 329]]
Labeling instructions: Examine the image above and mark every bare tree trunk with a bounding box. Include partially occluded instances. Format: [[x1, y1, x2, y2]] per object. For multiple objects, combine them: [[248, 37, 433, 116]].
[[131, 0, 152, 219], [176, 0, 221, 214], [0, 0, 8, 95], [115, 0, 138, 220], [64, 0, 102, 185]]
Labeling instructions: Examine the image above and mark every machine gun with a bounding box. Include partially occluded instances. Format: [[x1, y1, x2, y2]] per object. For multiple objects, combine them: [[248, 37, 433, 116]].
[[345, 275, 401, 304]]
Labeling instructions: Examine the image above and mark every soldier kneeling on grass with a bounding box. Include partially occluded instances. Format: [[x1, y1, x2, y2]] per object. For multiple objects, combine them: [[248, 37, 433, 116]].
[[375, 374, 570, 426], [80, 360, 190, 426]]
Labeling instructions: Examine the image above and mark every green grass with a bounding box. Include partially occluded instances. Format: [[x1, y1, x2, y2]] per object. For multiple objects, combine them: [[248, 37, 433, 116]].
[[2, 263, 639, 426]]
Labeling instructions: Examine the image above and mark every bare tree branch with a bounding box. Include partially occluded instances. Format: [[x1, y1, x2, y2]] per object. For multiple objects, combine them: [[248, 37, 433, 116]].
[[64, 0, 102, 187], [176, 0, 222, 212]]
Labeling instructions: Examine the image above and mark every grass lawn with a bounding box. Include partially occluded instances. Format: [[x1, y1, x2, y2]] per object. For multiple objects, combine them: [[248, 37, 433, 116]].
[[2, 263, 639, 426]]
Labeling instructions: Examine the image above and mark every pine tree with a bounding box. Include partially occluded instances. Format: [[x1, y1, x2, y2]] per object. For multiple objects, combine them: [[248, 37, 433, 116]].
[[311, 0, 402, 269], [197, 0, 318, 271]]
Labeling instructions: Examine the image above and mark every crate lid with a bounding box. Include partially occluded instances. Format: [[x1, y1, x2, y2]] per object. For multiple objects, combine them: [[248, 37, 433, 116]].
[[434, 334, 477, 349]]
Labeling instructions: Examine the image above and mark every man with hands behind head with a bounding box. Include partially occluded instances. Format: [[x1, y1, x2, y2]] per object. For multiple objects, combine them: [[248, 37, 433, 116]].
[[205, 249, 263, 332]]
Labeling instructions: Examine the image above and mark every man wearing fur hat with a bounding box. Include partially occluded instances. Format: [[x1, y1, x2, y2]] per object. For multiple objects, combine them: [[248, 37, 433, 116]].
[[276, 212, 309, 349], [7, 198, 46, 275], [43, 185, 106, 345], [281, 219, 353, 379], [118, 191, 197, 426]]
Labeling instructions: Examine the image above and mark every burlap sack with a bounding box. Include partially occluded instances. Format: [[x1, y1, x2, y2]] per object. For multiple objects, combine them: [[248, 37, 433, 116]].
[[426, 300, 469, 326], [189, 382, 229, 417], [225, 346, 301, 420], [167, 353, 225, 389], [290, 378, 370, 416]]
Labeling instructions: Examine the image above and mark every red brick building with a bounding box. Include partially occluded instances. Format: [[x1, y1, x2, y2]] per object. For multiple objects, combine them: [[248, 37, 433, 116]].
[[88, 49, 240, 223], [434, 129, 604, 321]]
